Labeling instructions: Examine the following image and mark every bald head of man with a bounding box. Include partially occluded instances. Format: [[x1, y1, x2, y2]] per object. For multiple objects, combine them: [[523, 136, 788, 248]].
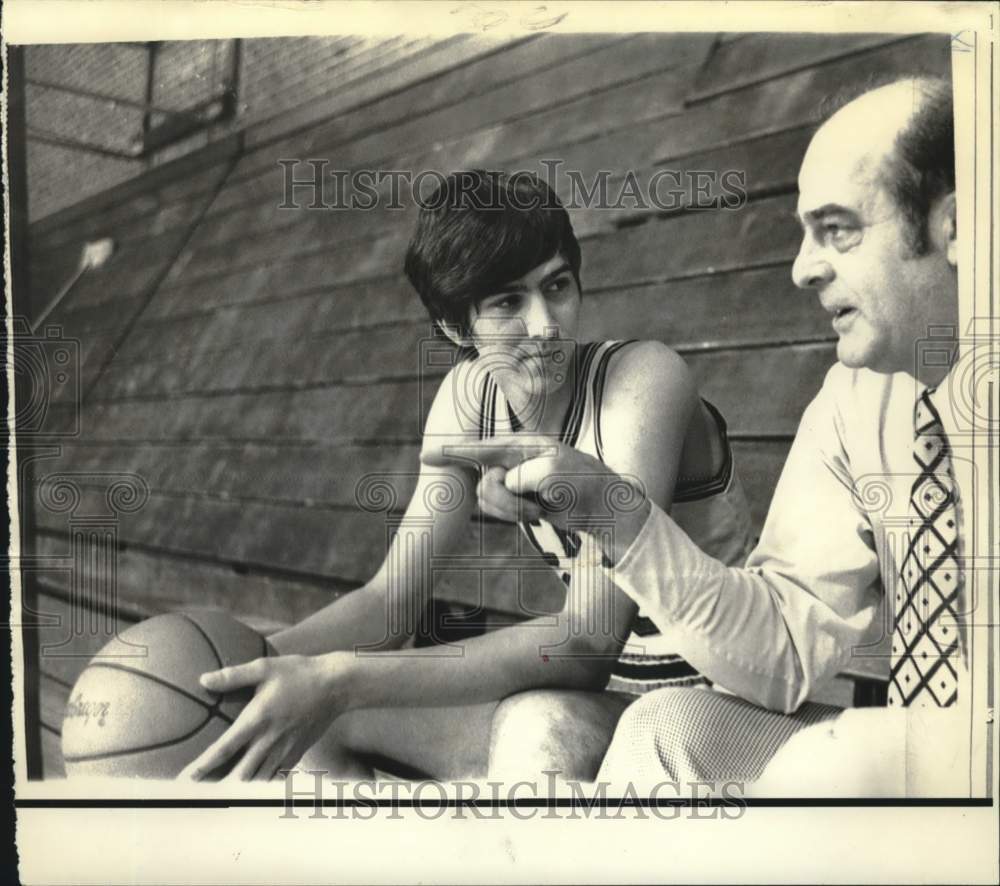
[[791, 78, 957, 383]]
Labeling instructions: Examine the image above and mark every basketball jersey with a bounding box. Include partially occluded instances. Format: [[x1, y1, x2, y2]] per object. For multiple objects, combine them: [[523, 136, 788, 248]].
[[477, 340, 755, 695]]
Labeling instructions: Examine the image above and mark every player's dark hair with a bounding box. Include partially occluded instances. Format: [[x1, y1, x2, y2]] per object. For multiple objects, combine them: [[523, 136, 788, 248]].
[[404, 169, 582, 335], [820, 75, 954, 254]]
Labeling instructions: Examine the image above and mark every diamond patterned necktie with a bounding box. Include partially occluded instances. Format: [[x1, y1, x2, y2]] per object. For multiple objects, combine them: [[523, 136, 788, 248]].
[[888, 387, 963, 708]]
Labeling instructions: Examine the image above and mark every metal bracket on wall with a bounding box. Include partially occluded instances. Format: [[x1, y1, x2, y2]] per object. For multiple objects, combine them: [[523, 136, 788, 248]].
[[25, 39, 241, 161]]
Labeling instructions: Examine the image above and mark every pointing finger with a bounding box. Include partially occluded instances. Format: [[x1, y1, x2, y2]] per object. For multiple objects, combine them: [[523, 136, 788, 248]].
[[478, 466, 542, 523], [422, 438, 558, 471]]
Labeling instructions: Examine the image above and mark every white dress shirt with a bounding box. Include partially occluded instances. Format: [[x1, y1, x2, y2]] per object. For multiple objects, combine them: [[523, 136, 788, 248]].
[[604, 362, 979, 716]]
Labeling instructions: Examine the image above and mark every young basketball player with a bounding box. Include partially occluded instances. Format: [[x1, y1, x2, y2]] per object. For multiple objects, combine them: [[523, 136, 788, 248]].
[[184, 170, 754, 783]]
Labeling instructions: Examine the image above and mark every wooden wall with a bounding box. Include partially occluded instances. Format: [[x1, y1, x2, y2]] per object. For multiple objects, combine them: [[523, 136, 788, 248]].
[[23, 34, 952, 763]]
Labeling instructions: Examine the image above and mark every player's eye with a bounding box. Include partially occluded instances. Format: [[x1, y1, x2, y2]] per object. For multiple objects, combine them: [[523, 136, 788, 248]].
[[821, 221, 861, 250], [546, 276, 572, 294], [482, 293, 520, 312]]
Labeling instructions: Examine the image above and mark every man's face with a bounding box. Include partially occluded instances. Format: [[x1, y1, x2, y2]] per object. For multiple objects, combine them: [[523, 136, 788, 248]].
[[792, 98, 957, 375], [466, 253, 581, 408]]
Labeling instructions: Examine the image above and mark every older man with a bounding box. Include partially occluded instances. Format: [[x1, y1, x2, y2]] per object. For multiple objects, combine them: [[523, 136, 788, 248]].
[[436, 76, 986, 796]]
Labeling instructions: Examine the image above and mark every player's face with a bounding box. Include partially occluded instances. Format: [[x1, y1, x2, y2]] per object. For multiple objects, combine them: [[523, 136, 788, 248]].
[[792, 109, 957, 375], [468, 254, 581, 407]]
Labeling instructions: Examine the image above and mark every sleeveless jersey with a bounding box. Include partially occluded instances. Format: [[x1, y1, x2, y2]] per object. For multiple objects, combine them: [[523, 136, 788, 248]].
[[477, 340, 755, 695]]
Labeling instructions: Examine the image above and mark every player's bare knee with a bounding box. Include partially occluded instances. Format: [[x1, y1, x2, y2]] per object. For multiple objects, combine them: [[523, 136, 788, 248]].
[[492, 691, 563, 750], [490, 690, 626, 782]]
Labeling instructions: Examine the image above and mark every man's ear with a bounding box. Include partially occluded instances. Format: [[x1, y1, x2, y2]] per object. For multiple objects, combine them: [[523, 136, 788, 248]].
[[436, 319, 473, 349], [935, 191, 957, 267]]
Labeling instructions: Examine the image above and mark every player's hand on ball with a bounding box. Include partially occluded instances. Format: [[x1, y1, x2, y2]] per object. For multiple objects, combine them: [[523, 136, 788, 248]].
[[181, 652, 349, 782]]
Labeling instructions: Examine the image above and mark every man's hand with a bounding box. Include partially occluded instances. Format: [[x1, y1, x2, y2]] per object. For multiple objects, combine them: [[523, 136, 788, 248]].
[[422, 436, 651, 541], [180, 652, 350, 782]]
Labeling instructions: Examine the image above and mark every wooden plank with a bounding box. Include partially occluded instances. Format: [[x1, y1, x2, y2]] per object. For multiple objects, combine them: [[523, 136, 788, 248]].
[[144, 190, 797, 323], [556, 125, 814, 240], [167, 50, 784, 296], [161, 204, 413, 293], [94, 320, 434, 398], [476, 35, 947, 209], [30, 209, 213, 334], [28, 436, 824, 632], [174, 55, 709, 282], [83, 259, 829, 406], [68, 376, 433, 442], [27, 441, 424, 509], [312, 34, 714, 184], [129, 121, 813, 329], [34, 506, 567, 618], [70, 338, 832, 444], [28, 421, 794, 533], [47, 325, 124, 406], [30, 133, 240, 243], [32, 535, 338, 636], [28, 403, 82, 437], [305, 35, 423, 82], [311, 34, 942, 215], [180, 34, 623, 258], [291, 36, 443, 103], [146, 229, 412, 319], [243, 34, 513, 151], [198, 35, 712, 252], [230, 33, 614, 188], [691, 343, 835, 438], [31, 489, 328, 582], [29, 173, 218, 261], [58, 235, 186, 307], [649, 34, 950, 164], [689, 33, 907, 102], [92, 265, 832, 404], [43, 296, 137, 338], [27, 248, 84, 318], [583, 193, 800, 291], [31, 486, 431, 584], [581, 264, 830, 349], [104, 278, 423, 358], [730, 439, 791, 535]]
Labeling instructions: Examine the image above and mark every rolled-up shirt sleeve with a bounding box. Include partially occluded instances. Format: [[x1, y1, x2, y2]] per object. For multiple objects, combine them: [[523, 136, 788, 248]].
[[605, 367, 883, 713]]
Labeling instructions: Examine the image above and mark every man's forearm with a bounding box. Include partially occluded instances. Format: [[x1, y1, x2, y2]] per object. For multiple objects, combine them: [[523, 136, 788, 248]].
[[599, 503, 873, 713], [602, 496, 653, 567]]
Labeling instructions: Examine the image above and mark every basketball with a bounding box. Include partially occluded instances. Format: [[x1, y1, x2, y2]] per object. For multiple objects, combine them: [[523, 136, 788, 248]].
[[61, 610, 273, 779]]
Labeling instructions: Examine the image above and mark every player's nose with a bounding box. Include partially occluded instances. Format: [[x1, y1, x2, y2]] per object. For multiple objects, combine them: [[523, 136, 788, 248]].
[[523, 291, 559, 339], [791, 238, 834, 290]]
